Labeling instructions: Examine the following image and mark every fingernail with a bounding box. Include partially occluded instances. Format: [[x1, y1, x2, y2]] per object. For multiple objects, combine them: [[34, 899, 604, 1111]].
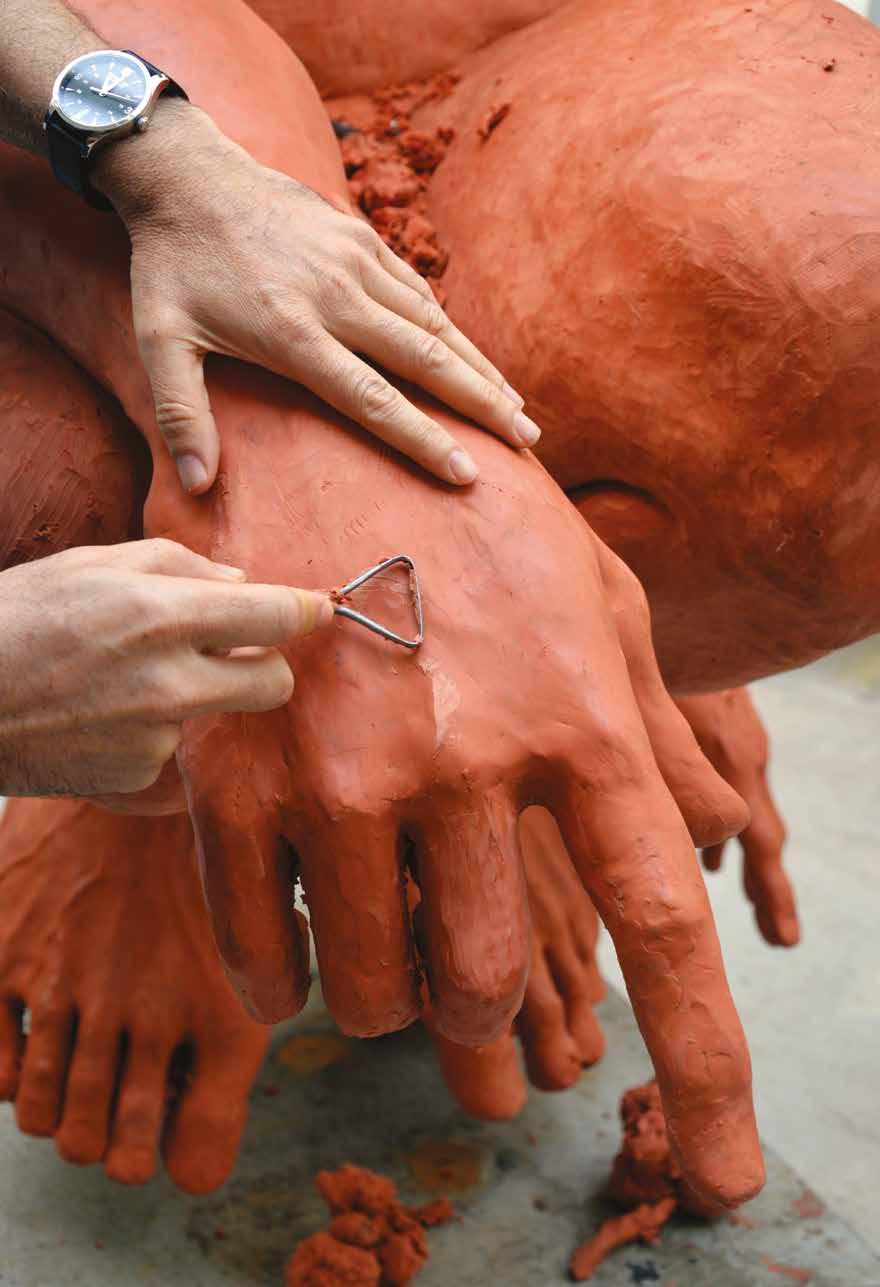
[[316, 595, 334, 627], [214, 562, 246, 580], [502, 381, 524, 406], [513, 411, 541, 447], [176, 452, 209, 493], [448, 448, 479, 484]]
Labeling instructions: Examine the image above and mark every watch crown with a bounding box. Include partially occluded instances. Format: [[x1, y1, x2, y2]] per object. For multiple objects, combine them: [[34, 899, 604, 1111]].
[[135, 116, 150, 133]]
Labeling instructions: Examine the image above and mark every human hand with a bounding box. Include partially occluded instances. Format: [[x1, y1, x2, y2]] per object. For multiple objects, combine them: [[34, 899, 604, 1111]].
[[676, 688, 799, 947], [95, 101, 536, 497], [0, 538, 331, 797]]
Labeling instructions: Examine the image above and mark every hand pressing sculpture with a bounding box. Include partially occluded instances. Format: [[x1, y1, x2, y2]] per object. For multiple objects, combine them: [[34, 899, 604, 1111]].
[[411, 0, 880, 691], [0, 799, 268, 1194], [0, 0, 761, 1208], [677, 689, 798, 949]]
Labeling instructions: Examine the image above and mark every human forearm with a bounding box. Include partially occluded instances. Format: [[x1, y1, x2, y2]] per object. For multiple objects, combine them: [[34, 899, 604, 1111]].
[[0, 0, 101, 153]]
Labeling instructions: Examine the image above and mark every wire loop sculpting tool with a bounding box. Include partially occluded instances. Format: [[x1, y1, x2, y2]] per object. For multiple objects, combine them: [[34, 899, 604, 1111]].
[[331, 554, 424, 650]]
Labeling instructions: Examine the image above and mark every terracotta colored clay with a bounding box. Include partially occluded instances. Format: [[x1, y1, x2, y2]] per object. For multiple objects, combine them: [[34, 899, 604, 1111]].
[[332, 76, 457, 295], [569, 1079, 695, 1279], [415, 0, 880, 690], [0, 798, 267, 1193], [429, 805, 604, 1121], [285, 1163, 453, 1287], [676, 689, 799, 948], [0, 0, 764, 1213], [245, 0, 568, 96], [569, 1199, 677, 1282], [0, 309, 148, 566]]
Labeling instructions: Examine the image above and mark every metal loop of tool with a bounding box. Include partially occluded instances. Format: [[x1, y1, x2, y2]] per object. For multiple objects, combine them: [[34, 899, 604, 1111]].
[[332, 554, 424, 650]]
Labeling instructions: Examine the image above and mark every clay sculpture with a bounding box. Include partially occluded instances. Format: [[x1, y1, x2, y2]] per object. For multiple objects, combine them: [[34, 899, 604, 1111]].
[[412, 0, 880, 691]]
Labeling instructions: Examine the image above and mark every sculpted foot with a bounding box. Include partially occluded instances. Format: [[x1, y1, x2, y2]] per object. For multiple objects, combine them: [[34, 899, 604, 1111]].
[[0, 800, 268, 1194]]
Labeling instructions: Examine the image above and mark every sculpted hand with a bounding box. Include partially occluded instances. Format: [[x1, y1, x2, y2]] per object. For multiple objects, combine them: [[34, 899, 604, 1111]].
[[676, 688, 799, 947], [96, 102, 535, 496], [0, 539, 331, 797]]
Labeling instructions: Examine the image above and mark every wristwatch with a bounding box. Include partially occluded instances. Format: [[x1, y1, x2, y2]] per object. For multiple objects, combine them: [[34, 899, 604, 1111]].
[[44, 48, 188, 211]]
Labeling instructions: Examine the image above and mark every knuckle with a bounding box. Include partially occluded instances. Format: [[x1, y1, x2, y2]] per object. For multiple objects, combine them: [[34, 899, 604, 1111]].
[[354, 372, 400, 425], [154, 399, 201, 449], [415, 333, 449, 376], [583, 720, 649, 791], [417, 297, 448, 336], [137, 537, 185, 572], [639, 891, 706, 955]]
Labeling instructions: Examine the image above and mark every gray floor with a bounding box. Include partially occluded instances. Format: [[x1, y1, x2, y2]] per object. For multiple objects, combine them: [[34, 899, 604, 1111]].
[[0, 642, 877, 1283], [1, 989, 878, 1287]]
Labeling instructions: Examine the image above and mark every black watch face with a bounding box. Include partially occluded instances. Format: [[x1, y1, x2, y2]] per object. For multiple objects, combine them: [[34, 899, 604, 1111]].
[[56, 51, 148, 131]]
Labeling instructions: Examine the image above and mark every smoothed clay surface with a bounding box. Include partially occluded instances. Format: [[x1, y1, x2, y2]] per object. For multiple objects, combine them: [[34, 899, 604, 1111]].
[[246, 0, 568, 96], [414, 0, 880, 689], [0, 798, 267, 1193], [285, 1163, 453, 1286]]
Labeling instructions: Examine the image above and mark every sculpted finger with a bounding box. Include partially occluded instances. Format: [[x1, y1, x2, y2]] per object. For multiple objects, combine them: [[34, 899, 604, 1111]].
[[598, 547, 749, 847], [702, 841, 726, 873], [292, 334, 480, 486], [139, 331, 218, 495], [411, 788, 529, 1047], [296, 815, 421, 1037], [426, 1018, 527, 1122], [182, 730, 310, 1023], [334, 300, 539, 449], [551, 766, 764, 1210], [518, 946, 591, 1092], [0, 1002, 23, 1100], [741, 790, 799, 947]]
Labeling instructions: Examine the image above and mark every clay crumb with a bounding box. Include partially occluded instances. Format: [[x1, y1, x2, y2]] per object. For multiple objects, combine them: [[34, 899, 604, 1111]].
[[823, 58, 836, 72], [478, 102, 511, 141], [285, 1164, 454, 1286]]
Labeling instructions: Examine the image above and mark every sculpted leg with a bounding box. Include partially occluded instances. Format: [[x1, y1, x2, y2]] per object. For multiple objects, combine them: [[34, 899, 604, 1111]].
[[417, 0, 880, 690]]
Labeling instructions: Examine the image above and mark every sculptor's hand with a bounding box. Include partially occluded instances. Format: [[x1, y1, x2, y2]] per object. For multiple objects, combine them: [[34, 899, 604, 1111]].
[[676, 689, 799, 947], [0, 539, 331, 797], [94, 101, 535, 496]]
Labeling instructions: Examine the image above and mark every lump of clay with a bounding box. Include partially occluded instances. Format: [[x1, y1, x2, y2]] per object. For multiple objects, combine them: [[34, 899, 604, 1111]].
[[285, 1164, 453, 1287], [569, 1078, 724, 1280], [416, 0, 880, 690]]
